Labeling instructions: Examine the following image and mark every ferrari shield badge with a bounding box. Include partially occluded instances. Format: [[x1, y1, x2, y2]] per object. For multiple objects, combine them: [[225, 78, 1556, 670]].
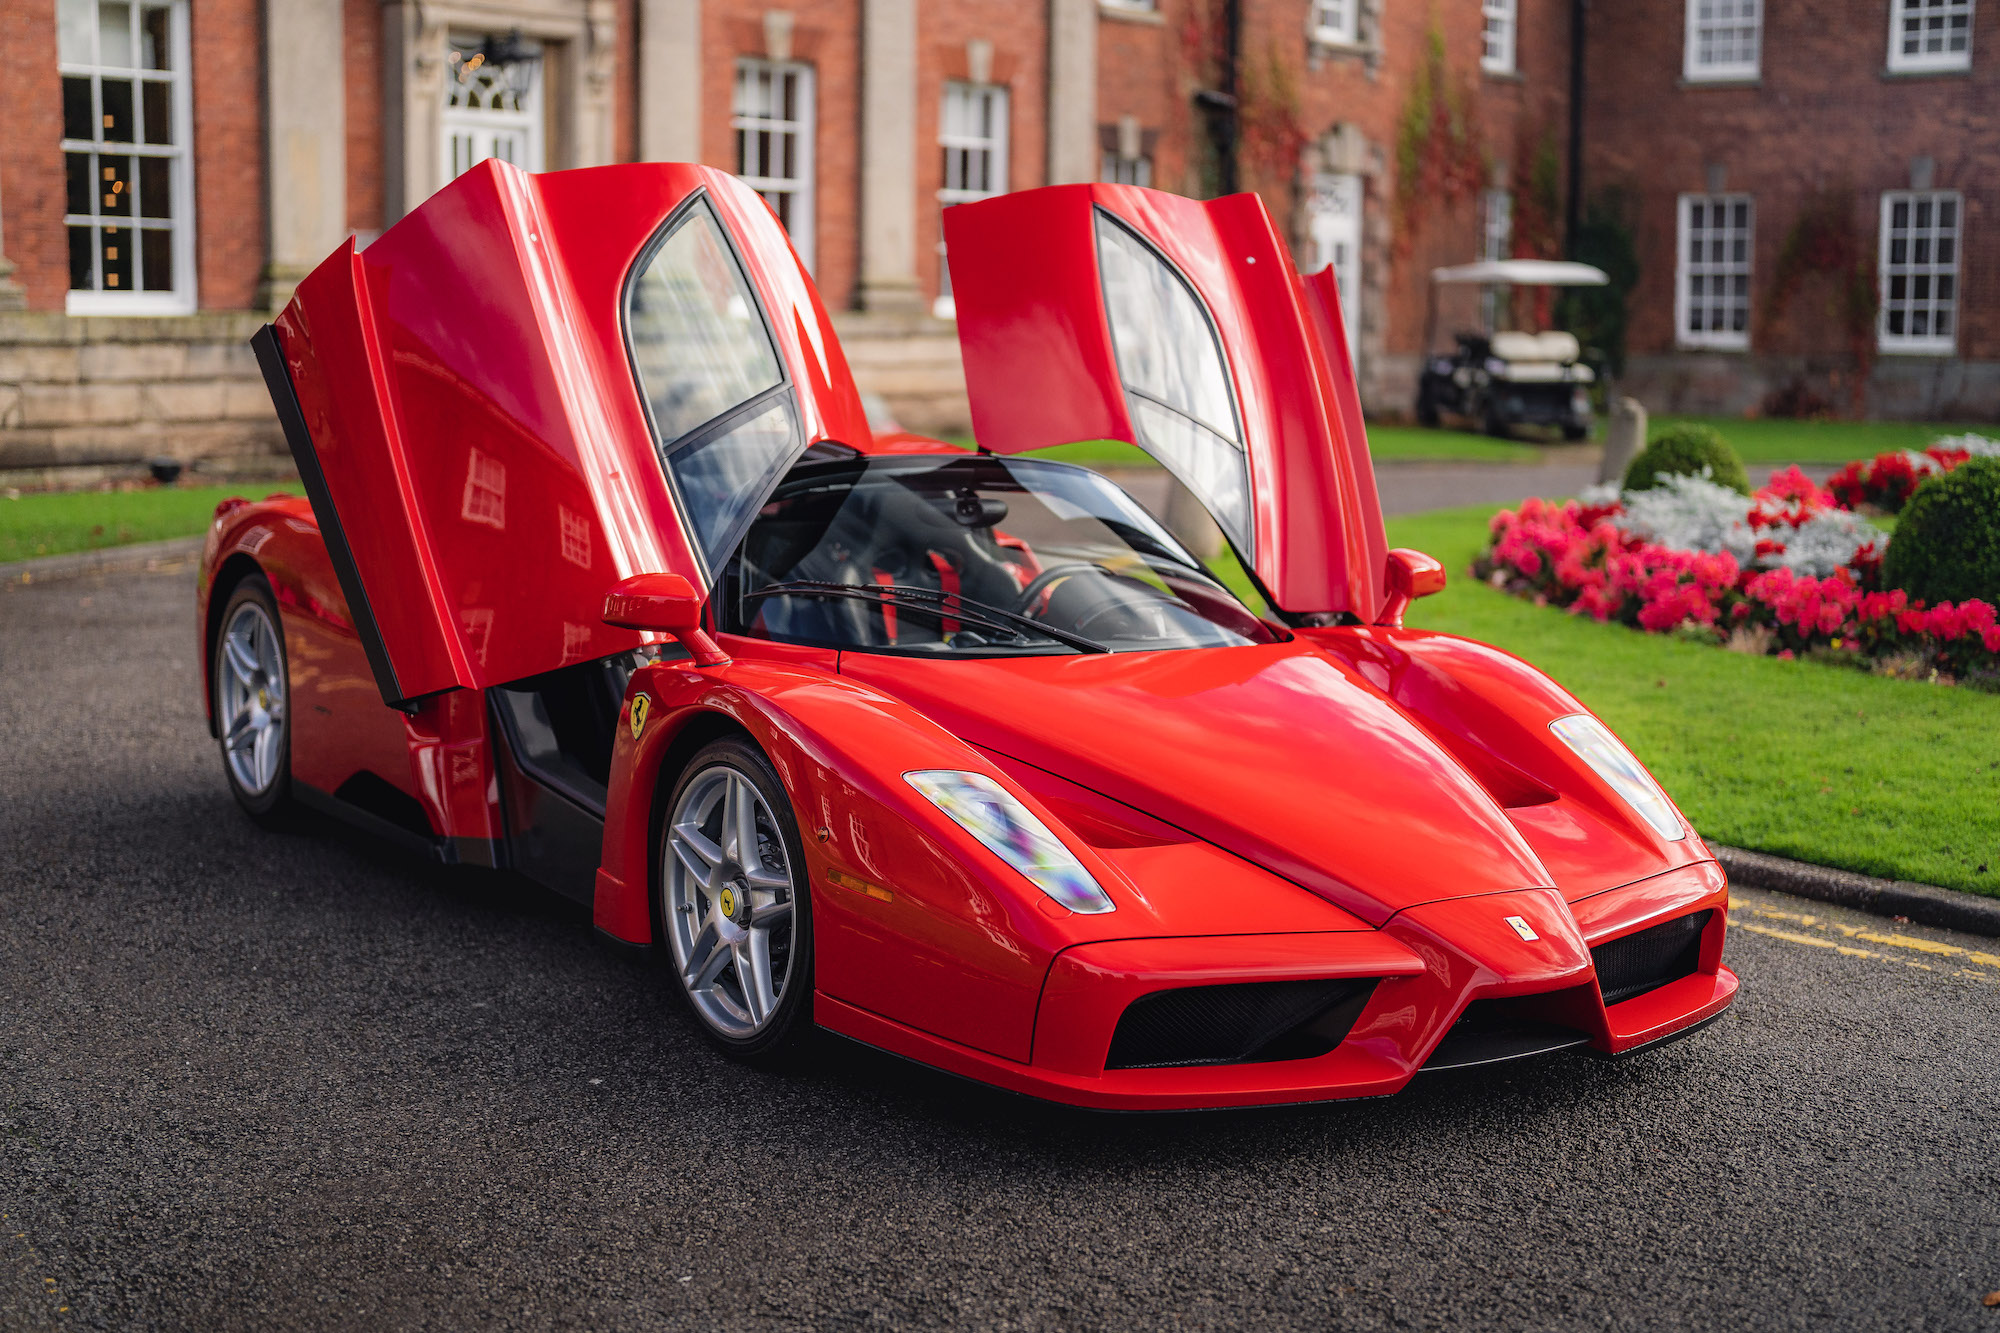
[[629, 693, 650, 740], [1505, 915, 1539, 942]]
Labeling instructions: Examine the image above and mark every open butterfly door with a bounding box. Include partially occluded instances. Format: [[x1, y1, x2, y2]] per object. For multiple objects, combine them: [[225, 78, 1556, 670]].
[[255, 160, 869, 709], [942, 184, 1387, 621]]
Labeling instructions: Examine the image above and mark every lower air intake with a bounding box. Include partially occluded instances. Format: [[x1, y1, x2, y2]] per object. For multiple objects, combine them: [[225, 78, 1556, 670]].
[[1104, 978, 1377, 1071], [1593, 909, 1712, 1006]]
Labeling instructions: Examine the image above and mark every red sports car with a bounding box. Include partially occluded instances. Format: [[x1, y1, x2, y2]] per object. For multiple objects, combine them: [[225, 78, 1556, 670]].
[[199, 161, 1736, 1110]]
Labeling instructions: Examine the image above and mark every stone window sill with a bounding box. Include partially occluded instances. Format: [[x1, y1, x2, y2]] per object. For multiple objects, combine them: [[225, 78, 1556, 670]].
[[1098, 4, 1166, 26], [1880, 63, 1972, 80], [1677, 74, 1762, 89]]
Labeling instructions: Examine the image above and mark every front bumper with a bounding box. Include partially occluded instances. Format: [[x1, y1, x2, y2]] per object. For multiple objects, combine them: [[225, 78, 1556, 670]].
[[816, 861, 1735, 1110]]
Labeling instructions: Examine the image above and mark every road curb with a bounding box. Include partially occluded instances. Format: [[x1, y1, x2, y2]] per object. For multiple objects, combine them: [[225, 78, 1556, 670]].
[[2, 535, 203, 587], [1714, 844, 2000, 938]]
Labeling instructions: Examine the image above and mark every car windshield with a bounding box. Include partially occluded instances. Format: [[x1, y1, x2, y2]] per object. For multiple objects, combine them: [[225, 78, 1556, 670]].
[[722, 454, 1280, 656]]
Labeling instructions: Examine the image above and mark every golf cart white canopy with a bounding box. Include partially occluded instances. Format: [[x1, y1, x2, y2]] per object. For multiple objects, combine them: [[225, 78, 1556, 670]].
[[1431, 260, 1608, 287]]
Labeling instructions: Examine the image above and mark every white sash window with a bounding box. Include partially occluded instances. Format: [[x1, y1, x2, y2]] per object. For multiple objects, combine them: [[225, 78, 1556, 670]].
[[1676, 194, 1753, 350], [734, 59, 816, 272], [1879, 191, 1961, 354], [59, 0, 195, 314]]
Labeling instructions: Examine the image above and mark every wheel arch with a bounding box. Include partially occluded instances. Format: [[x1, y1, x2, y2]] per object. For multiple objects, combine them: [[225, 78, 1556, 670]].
[[201, 552, 269, 739], [641, 709, 762, 950]]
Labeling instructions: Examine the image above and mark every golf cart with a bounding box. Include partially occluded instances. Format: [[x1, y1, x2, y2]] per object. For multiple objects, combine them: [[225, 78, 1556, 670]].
[[1415, 259, 1607, 440]]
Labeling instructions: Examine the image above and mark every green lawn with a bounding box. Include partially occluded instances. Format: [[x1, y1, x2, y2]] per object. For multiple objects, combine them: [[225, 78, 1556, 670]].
[[1000, 416, 1998, 469], [0, 484, 299, 563], [1388, 504, 2000, 897], [1652, 415, 1997, 464]]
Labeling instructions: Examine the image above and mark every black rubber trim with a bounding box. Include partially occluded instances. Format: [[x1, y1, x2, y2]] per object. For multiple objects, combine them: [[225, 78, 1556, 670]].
[[251, 322, 413, 714]]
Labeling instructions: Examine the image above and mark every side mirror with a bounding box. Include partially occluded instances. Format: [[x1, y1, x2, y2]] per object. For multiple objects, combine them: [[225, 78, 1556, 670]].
[[603, 572, 729, 667], [1376, 548, 1447, 629]]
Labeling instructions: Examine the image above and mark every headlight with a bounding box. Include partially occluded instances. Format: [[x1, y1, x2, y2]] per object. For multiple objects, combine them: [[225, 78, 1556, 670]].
[[904, 770, 1116, 914], [1548, 714, 1687, 841]]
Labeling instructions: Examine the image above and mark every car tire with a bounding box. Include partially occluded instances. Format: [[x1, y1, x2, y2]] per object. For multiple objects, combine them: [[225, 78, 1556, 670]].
[[1483, 405, 1513, 439], [210, 572, 297, 825], [1415, 385, 1441, 428], [656, 736, 816, 1065], [1562, 423, 1589, 442]]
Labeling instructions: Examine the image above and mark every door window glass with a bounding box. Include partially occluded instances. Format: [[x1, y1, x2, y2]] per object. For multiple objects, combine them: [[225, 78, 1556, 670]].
[[628, 205, 784, 443], [668, 398, 801, 568], [627, 201, 796, 572], [1094, 212, 1252, 557]]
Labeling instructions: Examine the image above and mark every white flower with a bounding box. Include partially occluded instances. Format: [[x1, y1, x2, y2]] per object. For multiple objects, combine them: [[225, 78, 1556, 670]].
[[1577, 480, 1622, 508], [1932, 432, 2000, 458], [1614, 469, 1757, 564], [1768, 509, 1884, 578]]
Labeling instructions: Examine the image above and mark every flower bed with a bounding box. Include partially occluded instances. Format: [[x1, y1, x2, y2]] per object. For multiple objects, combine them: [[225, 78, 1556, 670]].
[[1478, 443, 2000, 685], [1824, 433, 2000, 512]]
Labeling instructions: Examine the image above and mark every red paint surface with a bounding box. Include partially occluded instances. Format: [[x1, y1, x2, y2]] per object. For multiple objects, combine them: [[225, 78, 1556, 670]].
[[944, 184, 1387, 620], [205, 173, 1739, 1109]]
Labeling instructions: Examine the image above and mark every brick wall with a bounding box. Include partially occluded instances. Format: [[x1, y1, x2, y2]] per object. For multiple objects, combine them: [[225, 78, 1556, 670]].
[[345, 0, 385, 236], [190, 0, 264, 310], [0, 0, 68, 310], [917, 2, 1050, 305], [1584, 0, 2000, 417], [702, 0, 862, 310], [1096, 6, 1188, 190]]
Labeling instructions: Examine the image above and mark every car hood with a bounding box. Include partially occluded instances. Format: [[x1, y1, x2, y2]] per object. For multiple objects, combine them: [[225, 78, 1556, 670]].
[[838, 640, 1555, 926]]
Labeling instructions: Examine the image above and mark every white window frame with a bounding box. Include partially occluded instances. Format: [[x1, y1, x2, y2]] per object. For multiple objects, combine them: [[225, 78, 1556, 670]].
[[1098, 0, 1158, 12], [1886, 0, 1976, 71], [59, 0, 196, 315], [1481, 189, 1513, 328], [1311, 0, 1360, 46], [733, 58, 816, 271], [1878, 190, 1962, 355], [1100, 151, 1152, 187], [1675, 193, 1754, 351], [1683, 0, 1762, 81], [1481, 0, 1517, 73], [936, 81, 1009, 319], [1306, 172, 1364, 363]]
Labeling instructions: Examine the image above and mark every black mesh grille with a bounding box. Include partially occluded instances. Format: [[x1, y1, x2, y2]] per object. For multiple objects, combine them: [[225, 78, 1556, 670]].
[[1592, 910, 1712, 1006], [1104, 979, 1377, 1070]]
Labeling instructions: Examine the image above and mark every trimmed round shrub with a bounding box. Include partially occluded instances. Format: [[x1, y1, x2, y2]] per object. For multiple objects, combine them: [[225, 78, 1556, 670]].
[[1623, 423, 1751, 496], [1882, 456, 2000, 605]]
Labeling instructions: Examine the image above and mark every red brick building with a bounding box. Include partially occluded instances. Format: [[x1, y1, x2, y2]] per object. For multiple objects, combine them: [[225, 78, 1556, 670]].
[[2, 0, 1984, 474], [1582, 0, 1999, 417]]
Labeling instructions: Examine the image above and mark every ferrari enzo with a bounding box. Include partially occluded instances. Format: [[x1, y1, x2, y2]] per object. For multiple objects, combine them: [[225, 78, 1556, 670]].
[[199, 161, 1736, 1110]]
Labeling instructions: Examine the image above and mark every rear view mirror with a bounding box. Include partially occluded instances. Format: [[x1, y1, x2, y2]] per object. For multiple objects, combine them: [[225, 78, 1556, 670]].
[[603, 573, 728, 666], [1376, 548, 1447, 628]]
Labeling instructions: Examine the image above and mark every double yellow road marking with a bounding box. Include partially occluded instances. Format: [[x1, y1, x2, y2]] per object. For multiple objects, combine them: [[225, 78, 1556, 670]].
[[1728, 897, 2000, 985]]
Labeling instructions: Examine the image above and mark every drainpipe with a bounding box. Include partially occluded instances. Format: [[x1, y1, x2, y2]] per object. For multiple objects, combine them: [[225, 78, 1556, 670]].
[[1193, 0, 1242, 196], [1565, 0, 1587, 254]]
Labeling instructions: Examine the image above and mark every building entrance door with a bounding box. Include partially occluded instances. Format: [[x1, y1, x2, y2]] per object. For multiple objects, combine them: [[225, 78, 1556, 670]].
[[1307, 172, 1363, 360], [442, 36, 544, 182]]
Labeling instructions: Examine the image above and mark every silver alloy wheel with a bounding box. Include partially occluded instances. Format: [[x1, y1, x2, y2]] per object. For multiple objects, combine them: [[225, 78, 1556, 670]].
[[216, 599, 287, 796], [664, 765, 798, 1038]]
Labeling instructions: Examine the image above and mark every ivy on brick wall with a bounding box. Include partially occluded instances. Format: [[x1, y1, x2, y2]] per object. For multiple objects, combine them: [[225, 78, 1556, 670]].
[[1392, 26, 1487, 257], [1762, 185, 1880, 417], [1556, 187, 1640, 377]]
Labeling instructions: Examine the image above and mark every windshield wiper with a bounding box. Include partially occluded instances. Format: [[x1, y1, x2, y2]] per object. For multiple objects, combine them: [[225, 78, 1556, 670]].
[[745, 579, 1111, 654]]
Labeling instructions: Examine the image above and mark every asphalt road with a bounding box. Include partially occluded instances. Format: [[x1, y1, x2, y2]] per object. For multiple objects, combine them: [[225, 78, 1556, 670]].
[[2, 565, 1996, 1332]]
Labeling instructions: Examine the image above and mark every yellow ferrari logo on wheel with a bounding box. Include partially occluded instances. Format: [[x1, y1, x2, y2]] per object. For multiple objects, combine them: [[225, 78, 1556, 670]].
[[628, 694, 650, 739], [718, 886, 737, 919]]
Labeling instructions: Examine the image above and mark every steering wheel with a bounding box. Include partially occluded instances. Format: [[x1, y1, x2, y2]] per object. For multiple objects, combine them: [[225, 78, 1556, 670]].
[[1011, 562, 1106, 615]]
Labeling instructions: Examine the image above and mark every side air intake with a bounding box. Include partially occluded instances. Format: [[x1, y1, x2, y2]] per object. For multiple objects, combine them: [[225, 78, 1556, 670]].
[[1104, 979, 1377, 1070], [1592, 910, 1712, 1006]]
